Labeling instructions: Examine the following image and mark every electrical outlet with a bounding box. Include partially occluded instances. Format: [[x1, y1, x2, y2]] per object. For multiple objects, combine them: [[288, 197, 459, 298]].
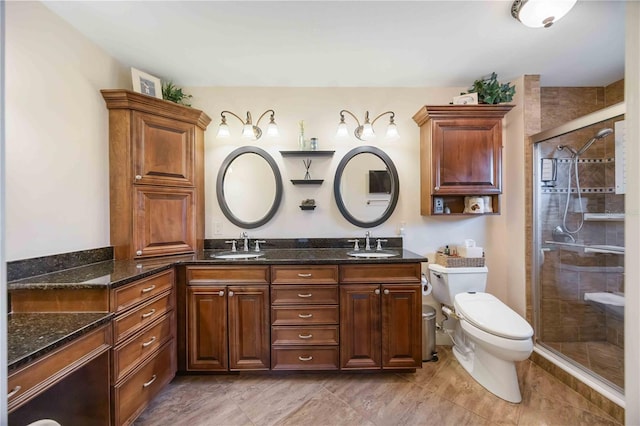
[[214, 221, 223, 235]]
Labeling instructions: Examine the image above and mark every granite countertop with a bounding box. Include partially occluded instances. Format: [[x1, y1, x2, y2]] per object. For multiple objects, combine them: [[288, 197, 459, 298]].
[[8, 247, 426, 291], [8, 311, 113, 373]]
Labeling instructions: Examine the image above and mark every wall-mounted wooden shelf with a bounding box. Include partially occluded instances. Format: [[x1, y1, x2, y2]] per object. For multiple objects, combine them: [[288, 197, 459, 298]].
[[280, 150, 335, 157], [291, 179, 323, 185]]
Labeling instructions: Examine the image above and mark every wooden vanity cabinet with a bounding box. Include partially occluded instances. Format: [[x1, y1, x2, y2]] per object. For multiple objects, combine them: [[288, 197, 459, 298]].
[[185, 266, 270, 371], [339, 263, 422, 370], [412, 105, 513, 215], [110, 268, 177, 426], [270, 265, 340, 370], [101, 90, 211, 260]]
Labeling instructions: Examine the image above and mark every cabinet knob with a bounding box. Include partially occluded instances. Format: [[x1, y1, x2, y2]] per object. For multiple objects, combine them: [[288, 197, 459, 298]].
[[384, 289, 390, 295], [434, 186, 440, 191], [228, 290, 234, 297], [374, 289, 380, 295], [135, 175, 142, 180], [136, 250, 142, 256], [218, 290, 225, 297]]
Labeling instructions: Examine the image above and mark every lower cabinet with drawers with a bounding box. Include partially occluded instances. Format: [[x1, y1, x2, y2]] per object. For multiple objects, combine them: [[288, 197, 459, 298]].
[[110, 269, 177, 426], [271, 265, 340, 370], [180, 261, 422, 374]]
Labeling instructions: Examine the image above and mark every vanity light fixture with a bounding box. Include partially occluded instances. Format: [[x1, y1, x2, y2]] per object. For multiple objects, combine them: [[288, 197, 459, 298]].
[[216, 109, 279, 140], [336, 110, 399, 141], [511, 0, 577, 28]]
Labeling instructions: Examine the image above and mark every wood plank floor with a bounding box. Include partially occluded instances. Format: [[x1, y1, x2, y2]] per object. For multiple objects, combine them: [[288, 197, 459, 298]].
[[135, 347, 621, 426]]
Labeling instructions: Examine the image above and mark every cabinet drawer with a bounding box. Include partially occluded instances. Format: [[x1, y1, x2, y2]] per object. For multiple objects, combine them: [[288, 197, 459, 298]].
[[113, 291, 174, 344], [271, 346, 339, 370], [113, 339, 176, 426], [271, 306, 339, 325], [187, 266, 269, 284], [111, 269, 174, 313], [271, 265, 338, 285], [8, 324, 110, 413], [340, 263, 421, 284], [112, 311, 175, 384], [271, 326, 338, 346], [271, 285, 338, 305]]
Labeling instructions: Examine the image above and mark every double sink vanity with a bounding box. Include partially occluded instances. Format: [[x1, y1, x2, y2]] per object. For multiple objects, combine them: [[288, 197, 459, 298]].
[[7, 239, 426, 425]]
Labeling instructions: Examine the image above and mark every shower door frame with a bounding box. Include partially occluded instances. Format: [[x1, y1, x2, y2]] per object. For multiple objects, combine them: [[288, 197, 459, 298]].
[[530, 101, 626, 405]]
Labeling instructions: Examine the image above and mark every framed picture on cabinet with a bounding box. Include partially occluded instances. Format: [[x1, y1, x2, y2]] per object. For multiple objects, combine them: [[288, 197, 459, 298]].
[[131, 67, 162, 99]]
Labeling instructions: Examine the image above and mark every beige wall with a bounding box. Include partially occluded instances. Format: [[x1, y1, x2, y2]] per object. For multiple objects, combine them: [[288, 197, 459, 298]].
[[5, 1, 128, 261], [192, 86, 524, 310]]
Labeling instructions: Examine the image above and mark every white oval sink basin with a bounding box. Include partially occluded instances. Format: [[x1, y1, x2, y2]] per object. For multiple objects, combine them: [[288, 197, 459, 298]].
[[347, 251, 398, 258], [213, 252, 264, 259]]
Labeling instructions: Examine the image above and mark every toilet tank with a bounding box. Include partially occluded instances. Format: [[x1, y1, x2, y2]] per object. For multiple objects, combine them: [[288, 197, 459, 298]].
[[428, 264, 488, 306]]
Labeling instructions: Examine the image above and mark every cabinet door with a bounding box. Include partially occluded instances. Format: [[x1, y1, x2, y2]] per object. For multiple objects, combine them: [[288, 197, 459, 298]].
[[186, 286, 228, 371], [228, 285, 270, 370], [133, 186, 196, 258], [432, 117, 502, 195], [381, 285, 422, 369], [133, 112, 196, 187], [340, 285, 381, 369]]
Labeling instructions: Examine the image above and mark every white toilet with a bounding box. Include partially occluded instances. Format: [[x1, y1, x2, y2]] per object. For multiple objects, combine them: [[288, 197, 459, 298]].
[[428, 264, 533, 403]]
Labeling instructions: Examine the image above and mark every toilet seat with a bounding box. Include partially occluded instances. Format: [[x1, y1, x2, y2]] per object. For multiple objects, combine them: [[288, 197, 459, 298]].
[[454, 292, 533, 340]]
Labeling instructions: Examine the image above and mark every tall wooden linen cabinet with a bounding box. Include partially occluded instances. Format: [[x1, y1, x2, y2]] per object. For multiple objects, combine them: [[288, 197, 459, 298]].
[[101, 90, 211, 259]]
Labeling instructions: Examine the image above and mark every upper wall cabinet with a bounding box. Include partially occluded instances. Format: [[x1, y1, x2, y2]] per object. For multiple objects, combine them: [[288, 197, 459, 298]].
[[412, 105, 513, 216], [102, 90, 211, 259]]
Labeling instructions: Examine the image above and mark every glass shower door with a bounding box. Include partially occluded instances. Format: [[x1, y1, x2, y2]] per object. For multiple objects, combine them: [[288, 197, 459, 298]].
[[532, 104, 625, 392]]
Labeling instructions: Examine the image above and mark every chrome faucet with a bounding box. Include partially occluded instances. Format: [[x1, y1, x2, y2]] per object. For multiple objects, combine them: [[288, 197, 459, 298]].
[[365, 231, 371, 251], [241, 232, 249, 252]]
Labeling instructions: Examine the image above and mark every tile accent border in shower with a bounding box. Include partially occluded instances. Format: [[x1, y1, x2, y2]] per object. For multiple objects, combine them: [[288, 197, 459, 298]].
[[540, 187, 615, 194]]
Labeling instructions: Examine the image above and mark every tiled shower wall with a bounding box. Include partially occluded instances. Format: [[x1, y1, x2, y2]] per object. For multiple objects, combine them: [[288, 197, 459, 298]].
[[538, 80, 625, 348]]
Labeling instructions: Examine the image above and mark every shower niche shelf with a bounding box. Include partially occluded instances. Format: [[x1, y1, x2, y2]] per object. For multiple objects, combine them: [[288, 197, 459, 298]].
[[583, 213, 625, 222]]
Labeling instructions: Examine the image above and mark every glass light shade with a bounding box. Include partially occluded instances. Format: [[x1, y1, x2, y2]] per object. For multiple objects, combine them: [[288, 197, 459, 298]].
[[515, 0, 577, 28], [266, 122, 279, 137], [385, 123, 400, 140], [242, 124, 256, 139], [216, 123, 230, 138], [361, 123, 375, 140], [336, 122, 349, 138]]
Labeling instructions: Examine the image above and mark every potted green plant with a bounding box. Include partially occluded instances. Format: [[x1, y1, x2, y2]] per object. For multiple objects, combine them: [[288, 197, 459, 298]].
[[465, 72, 515, 104], [162, 81, 192, 106]]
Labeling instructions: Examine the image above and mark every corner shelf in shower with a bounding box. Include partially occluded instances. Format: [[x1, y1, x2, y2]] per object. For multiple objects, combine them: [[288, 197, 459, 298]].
[[583, 213, 625, 222], [544, 241, 625, 255]]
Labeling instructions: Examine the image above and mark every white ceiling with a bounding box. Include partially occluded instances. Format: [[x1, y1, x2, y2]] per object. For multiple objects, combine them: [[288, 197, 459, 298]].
[[43, 0, 626, 88]]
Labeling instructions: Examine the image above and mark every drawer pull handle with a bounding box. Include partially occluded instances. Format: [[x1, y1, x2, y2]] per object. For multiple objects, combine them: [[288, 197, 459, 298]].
[[298, 334, 313, 339], [142, 309, 156, 319], [142, 336, 157, 348], [143, 374, 157, 388], [141, 284, 156, 294], [297, 273, 312, 278], [7, 386, 21, 398], [298, 356, 313, 362], [297, 293, 313, 298], [298, 313, 313, 319]]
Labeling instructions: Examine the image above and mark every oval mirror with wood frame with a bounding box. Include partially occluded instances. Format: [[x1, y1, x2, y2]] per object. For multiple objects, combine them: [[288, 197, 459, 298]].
[[216, 146, 283, 229], [334, 146, 399, 228]]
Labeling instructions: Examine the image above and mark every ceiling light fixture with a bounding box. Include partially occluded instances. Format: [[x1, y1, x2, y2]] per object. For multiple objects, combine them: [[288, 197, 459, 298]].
[[336, 110, 399, 141], [511, 0, 577, 28], [216, 110, 279, 140]]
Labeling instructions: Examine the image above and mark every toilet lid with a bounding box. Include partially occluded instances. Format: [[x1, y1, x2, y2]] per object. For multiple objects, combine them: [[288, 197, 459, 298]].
[[454, 292, 533, 340]]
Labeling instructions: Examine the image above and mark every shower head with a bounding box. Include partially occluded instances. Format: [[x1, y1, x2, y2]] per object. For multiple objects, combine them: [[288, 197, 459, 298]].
[[575, 128, 613, 156]]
